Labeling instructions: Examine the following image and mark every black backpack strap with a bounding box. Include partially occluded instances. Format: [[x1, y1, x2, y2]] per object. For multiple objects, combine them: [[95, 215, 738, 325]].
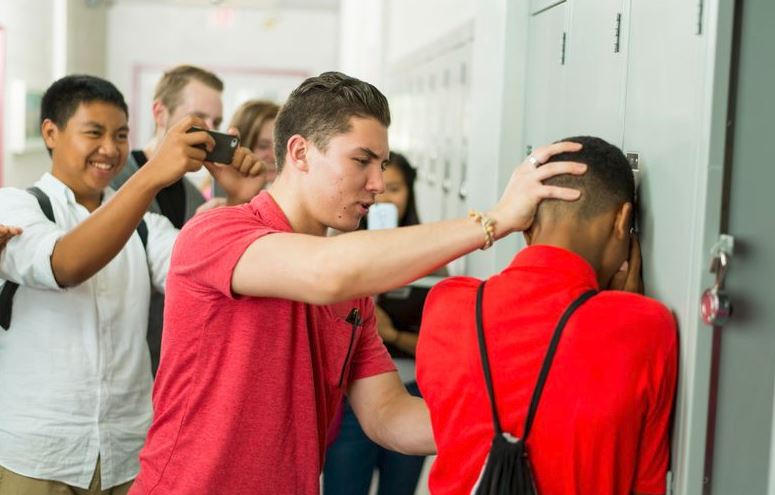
[[27, 186, 55, 222], [522, 289, 597, 440], [136, 218, 149, 250], [0, 280, 19, 331], [475, 281, 597, 441], [476, 280, 504, 435]]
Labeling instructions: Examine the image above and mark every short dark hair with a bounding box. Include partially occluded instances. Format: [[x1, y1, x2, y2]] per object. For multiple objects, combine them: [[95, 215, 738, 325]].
[[41, 74, 128, 129], [274, 71, 391, 170], [40, 75, 129, 155], [539, 136, 635, 220]]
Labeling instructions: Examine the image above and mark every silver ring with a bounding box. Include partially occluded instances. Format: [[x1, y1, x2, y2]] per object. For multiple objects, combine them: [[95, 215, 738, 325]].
[[527, 155, 539, 167]]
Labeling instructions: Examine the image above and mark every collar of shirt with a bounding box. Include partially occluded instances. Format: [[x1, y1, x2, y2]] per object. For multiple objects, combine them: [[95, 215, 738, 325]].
[[38, 172, 117, 209], [504, 244, 600, 290], [249, 191, 294, 233]]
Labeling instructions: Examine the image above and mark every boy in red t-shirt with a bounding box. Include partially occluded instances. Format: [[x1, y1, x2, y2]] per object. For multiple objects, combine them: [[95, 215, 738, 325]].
[[417, 136, 677, 495], [130, 72, 591, 495]]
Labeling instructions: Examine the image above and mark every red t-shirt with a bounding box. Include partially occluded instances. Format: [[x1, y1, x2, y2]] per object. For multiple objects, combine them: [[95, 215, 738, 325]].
[[131, 192, 395, 495], [416, 245, 677, 495]]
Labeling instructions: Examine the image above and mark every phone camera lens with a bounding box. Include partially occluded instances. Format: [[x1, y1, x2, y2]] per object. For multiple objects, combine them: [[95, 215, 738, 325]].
[[231, 138, 239, 147]]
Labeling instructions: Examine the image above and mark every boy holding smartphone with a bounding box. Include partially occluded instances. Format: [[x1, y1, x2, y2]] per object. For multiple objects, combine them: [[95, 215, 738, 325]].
[[0, 75, 256, 494], [111, 65, 264, 375]]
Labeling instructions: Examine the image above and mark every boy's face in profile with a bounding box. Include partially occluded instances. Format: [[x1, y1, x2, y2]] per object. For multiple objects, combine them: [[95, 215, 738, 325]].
[[302, 116, 389, 233], [42, 101, 129, 207]]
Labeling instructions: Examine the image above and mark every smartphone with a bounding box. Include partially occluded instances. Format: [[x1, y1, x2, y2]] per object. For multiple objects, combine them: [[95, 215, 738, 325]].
[[186, 127, 240, 164], [367, 203, 399, 230]]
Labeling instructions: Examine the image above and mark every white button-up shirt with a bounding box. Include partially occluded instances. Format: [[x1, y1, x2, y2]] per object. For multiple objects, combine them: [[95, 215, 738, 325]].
[[0, 173, 177, 489]]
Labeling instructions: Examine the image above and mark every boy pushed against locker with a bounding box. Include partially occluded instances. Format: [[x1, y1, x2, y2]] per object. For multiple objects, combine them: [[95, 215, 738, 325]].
[[0, 75, 261, 494]]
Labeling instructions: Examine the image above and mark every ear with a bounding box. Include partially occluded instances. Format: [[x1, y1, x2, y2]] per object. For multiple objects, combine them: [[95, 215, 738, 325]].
[[286, 134, 309, 172], [41, 119, 59, 151], [613, 202, 633, 241], [151, 99, 170, 130]]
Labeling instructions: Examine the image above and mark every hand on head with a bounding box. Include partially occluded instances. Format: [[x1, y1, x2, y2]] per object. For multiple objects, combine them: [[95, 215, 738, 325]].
[[488, 141, 587, 237]]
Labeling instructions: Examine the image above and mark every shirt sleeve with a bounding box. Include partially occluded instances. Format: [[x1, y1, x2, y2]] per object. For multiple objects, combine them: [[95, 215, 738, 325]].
[[349, 297, 396, 382], [169, 206, 277, 299], [142, 211, 179, 293], [0, 188, 65, 290], [633, 308, 679, 494]]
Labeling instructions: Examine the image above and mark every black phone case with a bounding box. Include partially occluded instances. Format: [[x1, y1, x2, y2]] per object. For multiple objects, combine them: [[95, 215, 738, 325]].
[[187, 128, 240, 164]]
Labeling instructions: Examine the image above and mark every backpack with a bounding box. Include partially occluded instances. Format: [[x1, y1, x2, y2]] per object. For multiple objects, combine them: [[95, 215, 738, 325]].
[[472, 280, 596, 495], [0, 186, 148, 330]]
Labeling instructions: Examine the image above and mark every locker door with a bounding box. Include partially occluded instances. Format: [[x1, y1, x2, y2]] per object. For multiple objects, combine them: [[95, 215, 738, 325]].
[[621, 0, 733, 493], [422, 61, 445, 223], [446, 43, 473, 276], [524, 1, 568, 151], [562, 0, 629, 145], [440, 49, 460, 221], [414, 71, 433, 221]]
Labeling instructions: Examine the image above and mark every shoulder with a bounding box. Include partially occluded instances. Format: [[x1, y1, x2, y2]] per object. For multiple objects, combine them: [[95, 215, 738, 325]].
[[0, 186, 35, 205], [589, 291, 677, 345], [142, 210, 178, 235], [423, 276, 481, 325], [427, 276, 481, 304], [174, 204, 276, 258], [182, 203, 260, 235], [0, 187, 47, 219]]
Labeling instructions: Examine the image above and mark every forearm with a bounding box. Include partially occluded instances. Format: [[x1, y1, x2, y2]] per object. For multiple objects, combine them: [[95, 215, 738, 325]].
[[235, 216, 491, 304], [320, 217, 487, 302], [368, 394, 435, 455], [349, 373, 436, 456], [51, 169, 160, 286]]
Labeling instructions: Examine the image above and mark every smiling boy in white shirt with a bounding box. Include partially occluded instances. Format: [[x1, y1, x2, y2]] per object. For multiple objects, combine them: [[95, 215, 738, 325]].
[[0, 74, 255, 495]]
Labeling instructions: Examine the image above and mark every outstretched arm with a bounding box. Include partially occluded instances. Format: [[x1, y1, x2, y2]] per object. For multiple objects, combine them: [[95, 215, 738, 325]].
[[232, 142, 587, 305], [50, 116, 215, 287]]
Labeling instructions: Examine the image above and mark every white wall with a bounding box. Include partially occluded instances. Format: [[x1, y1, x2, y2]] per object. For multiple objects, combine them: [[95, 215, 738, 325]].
[[106, 3, 339, 148], [0, 0, 108, 188], [385, 0, 476, 65], [337, 0, 385, 87]]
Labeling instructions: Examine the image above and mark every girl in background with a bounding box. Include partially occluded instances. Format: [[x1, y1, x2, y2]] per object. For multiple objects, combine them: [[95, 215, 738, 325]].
[[210, 100, 280, 201]]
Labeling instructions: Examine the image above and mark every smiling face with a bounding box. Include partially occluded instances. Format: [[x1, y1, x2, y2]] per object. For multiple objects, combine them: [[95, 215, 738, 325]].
[[42, 101, 129, 210], [299, 116, 389, 234]]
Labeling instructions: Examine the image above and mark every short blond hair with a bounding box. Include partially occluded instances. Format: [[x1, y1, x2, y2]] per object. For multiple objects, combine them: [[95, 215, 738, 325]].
[[154, 65, 223, 114], [229, 100, 280, 151]]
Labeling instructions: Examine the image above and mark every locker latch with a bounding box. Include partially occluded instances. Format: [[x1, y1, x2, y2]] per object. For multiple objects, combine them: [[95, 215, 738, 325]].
[[700, 235, 734, 326]]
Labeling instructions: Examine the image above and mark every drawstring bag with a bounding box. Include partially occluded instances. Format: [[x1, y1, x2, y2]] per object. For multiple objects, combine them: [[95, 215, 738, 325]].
[[472, 281, 596, 495]]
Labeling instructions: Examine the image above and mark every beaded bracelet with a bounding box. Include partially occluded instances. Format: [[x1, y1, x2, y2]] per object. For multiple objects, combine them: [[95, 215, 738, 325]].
[[468, 209, 496, 250]]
